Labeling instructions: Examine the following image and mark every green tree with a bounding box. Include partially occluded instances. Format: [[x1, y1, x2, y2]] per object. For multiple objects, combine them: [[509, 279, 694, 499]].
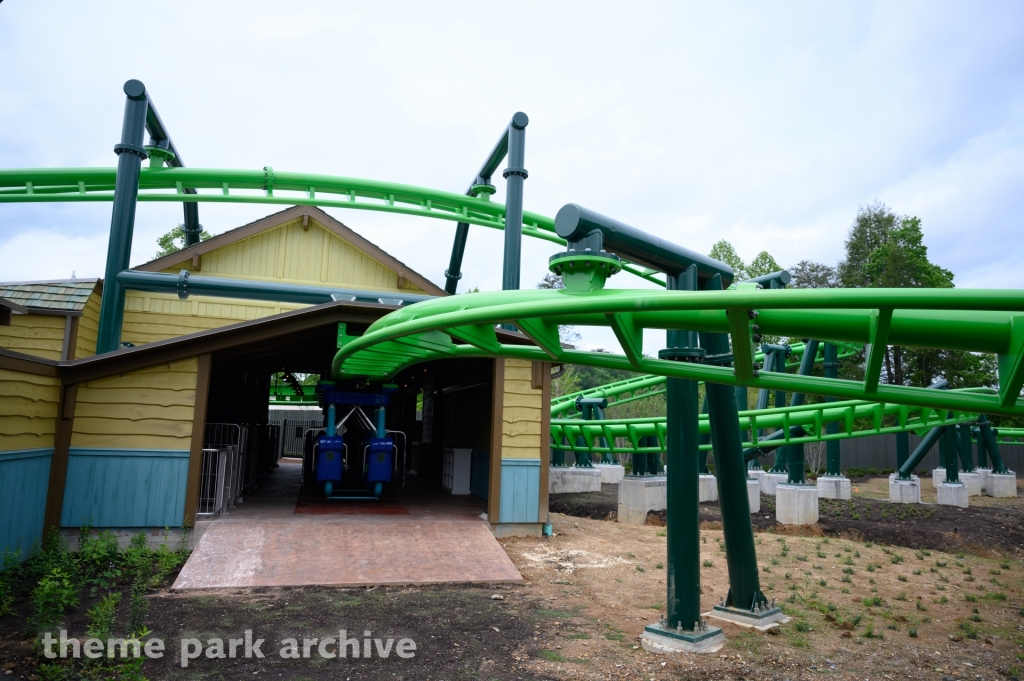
[[746, 251, 782, 279], [836, 202, 992, 388], [708, 240, 747, 281], [155, 224, 212, 259], [788, 260, 838, 289]]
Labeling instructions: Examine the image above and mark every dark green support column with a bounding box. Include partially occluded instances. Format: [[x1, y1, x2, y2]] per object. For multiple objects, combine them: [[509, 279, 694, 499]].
[[551, 436, 566, 467], [938, 430, 947, 469], [784, 339, 819, 485], [978, 416, 1009, 473], [973, 427, 988, 469], [574, 435, 592, 467], [502, 113, 529, 292], [657, 264, 707, 636], [957, 424, 975, 472], [633, 438, 651, 475], [898, 426, 943, 479], [823, 343, 842, 476], [895, 431, 910, 472], [96, 80, 150, 354], [444, 222, 471, 295], [699, 273, 768, 613], [699, 395, 710, 474], [943, 425, 960, 483]]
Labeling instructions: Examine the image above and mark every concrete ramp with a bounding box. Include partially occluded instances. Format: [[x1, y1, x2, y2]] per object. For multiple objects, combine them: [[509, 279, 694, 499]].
[[172, 518, 523, 589]]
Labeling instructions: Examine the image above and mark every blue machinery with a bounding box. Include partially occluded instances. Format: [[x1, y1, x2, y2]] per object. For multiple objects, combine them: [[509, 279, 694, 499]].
[[309, 382, 406, 500]]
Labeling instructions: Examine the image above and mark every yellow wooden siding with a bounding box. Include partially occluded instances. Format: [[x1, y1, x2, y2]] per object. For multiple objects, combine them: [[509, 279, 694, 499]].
[[69, 357, 197, 450], [118, 217, 428, 346], [121, 292, 294, 345], [158, 218, 427, 293], [0, 313, 66, 360], [0, 369, 61, 451], [501, 359, 542, 459], [74, 291, 102, 359]]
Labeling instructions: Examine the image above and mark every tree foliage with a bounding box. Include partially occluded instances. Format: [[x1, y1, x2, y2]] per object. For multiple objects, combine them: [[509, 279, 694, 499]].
[[746, 251, 782, 279], [708, 240, 747, 281], [155, 224, 213, 259]]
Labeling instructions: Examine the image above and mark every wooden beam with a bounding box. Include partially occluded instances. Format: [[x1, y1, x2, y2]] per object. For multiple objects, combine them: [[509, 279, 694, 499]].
[[43, 383, 77, 532], [537, 360, 551, 526], [191, 253, 202, 271], [66, 316, 80, 361], [488, 358, 505, 523], [182, 353, 213, 528]]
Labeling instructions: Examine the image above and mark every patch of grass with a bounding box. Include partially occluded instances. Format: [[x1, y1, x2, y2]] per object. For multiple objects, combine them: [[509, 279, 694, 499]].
[[964, 594, 978, 603], [958, 621, 979, 640], [794, 621, 812, 632], [604, 631, 623, 641], [703, 559, 713, 568], [916, 600, 927, 611], [983, 592, 1007, 602], [538, 650, 567, 662], [536, 609, 576, 619], [894, 591, 908, 601], [912, 569, 922, 576], [843, 567, 855, 575], [909, 627, 918, 637], [841, 575, 851, 584], [655, 531, 666, 537], [655, 563, 663, 570], [935, 560, 947, 568], [564, 632, 591, 639], [898, 574, 908, 582], [863, 596, 884, 607]]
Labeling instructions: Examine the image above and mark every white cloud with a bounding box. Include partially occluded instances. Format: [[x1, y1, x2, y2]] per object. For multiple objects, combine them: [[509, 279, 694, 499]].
[[1, 1, 1022, 350]]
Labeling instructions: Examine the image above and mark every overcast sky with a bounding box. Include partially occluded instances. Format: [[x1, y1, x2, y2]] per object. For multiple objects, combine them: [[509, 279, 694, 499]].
[[2, 1, 1022, 353]]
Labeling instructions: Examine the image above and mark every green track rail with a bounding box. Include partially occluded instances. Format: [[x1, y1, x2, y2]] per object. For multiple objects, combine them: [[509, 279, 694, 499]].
[[549, 340, 863, 418], [551, 394, 980, 455], [332, 287, 1024, 417], [0, 167, 664, 287]]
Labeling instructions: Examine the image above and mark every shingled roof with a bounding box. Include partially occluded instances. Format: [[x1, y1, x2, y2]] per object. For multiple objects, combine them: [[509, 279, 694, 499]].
[[0, 278, 100, 313]]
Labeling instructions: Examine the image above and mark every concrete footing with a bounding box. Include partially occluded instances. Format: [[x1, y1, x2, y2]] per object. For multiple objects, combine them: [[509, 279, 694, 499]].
[[817, 475, 851, 500], [937, 482, 969, 508], [932, 468, 946, 487], [959, 472, 982, 496], [987, 472, 1018, 498], [889, 478, 921, 504], [776, 483, 819, 525], [594, 464, 625, 485], [705, 604, 790, 632], [549, 467, 602, 494], [976, 468, 991, 494], [617, 475, 666, 524], [699, 474, 718, 502], [640, 622, 725, 654], [747, 477, 760, 513], [761, 472, 789, 496], [749, 468, 765, 488]]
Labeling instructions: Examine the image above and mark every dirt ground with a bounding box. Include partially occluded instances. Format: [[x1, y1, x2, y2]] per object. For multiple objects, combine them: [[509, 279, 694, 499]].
[[3, 476, 1024, 680]]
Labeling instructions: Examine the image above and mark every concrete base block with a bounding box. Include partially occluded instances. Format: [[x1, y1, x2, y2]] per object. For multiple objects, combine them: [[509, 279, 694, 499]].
[[549, 467, 602, 494], [594, 464, 625, 485], [937, 482, 969, 508], [776, 483, 819, 525], [699, 474, 719, 502], [817, 476, 852, 500], [932, 468, 946, 487], [889, 479, 921, 504], [704, 605, 790, 632], [959, 472, 982, 496], [987, 472, 1018, 498], [749, 468, 766, 488], [747, 477, 760, 513], [617, 475, 667, 524], [761, 472, 789, 496], [888, 473, 920, 482], [640, 623, 725, 654], [976, 468, 991, 493]]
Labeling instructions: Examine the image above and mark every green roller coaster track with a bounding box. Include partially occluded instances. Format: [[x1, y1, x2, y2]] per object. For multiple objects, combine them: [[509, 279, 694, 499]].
[[331, 286, 1024, 417], [0, 167, 665, 287]]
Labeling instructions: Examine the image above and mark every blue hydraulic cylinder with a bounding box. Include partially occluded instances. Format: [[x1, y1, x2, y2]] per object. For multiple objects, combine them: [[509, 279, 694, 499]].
[[318, 404, 343, 483], [376, 407, 386, 438], [366, 438, 394, 483]]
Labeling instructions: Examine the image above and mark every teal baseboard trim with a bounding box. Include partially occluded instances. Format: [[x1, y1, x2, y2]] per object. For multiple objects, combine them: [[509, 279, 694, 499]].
[[62, 448, 190, 529], [0, 448, 54, 566], [0, 447, 55, 462], [499, 458, 541, 524]]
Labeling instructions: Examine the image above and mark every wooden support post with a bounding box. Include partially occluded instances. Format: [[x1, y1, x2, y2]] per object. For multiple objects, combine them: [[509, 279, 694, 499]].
[[43, 383, 78, 532], [488, 358, 505, 523], [182, 353, 213, 528], [535, 361, 551, 525]]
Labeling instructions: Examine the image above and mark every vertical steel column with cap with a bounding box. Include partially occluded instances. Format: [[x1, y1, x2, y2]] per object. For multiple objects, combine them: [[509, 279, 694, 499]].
[[659, 264, 703, 633], [700, 273, 766, 612], [95, 80, 150, 354], [943, 423, 960, 483], [823, 343, 843, 476], [957, 423, 975, 472], [502, 113, 529, 291]]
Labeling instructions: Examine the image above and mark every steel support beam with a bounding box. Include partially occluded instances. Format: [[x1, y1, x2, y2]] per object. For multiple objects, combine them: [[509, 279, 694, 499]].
[[660, 264, 702, 633], [699, 273, 765, 611], [824, 343, 842, 475], [502, 113, 529, 292], [96, 80, 149, 354]]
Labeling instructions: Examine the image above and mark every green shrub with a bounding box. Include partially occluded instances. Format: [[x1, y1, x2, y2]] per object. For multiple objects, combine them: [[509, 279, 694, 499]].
[[86, 592, 121, 640], [31, 568, 79, 632], [702, 559, 713, 568]]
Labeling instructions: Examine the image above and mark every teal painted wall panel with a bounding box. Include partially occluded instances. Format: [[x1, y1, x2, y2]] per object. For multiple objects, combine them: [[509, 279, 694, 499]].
[[61, 449, 189, 528], [0, 448, 53, 564], [499, 458, 540, 524]]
